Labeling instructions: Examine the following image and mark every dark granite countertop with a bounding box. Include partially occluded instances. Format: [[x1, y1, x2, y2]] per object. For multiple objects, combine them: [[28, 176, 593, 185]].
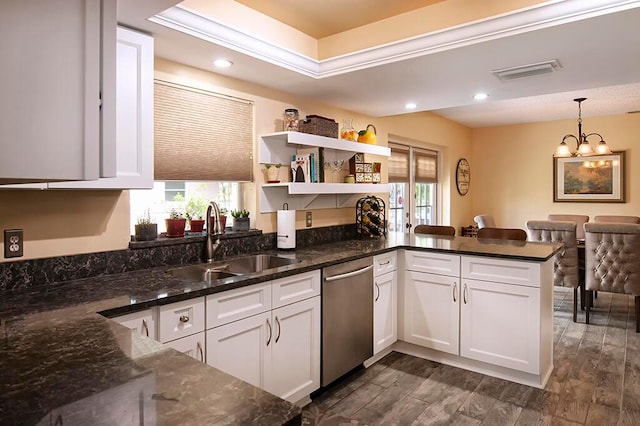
[[0, 234, 560, 425]]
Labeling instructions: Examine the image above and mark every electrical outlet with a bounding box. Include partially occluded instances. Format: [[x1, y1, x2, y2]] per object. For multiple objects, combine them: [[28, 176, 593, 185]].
[[306, 211, 312, 228], [4, 229, 24, 258]]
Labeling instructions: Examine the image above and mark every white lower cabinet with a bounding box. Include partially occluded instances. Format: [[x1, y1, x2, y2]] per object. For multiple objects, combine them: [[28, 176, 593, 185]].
[[206, 271, 321, 403], [404, 271, 459, 355], [460, 278, 540, 374], [158, 298, 206, 363], [373, 270, 397, 355]]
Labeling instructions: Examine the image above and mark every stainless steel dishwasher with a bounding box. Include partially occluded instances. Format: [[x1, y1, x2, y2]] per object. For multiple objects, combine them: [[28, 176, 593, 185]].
[[322, 257, 374, 387]]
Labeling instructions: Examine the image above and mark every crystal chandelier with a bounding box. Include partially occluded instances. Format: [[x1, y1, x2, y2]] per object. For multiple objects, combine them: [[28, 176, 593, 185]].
[[554, 97, 612, 157]]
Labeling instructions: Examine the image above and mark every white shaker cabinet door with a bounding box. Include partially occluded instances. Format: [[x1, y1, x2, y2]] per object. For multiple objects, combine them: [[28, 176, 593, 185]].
[[460, 278, 540, 374], [374, 270, 397, 355], [266, 296, 320, 403], [50, 26, 154, 189], [404, 271, 460, 355], [206, 311, 272, 389], [0, 0, 116, 184]]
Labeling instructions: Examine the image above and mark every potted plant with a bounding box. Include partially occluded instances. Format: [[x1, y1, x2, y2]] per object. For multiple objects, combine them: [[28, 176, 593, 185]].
[[185, 196, 207, 233], [231, 209, 250, 232], [219, 208, 228, 233], [134, 210, 158, 241], [265, 163, 282, 183], [165, 208, 187, 238]]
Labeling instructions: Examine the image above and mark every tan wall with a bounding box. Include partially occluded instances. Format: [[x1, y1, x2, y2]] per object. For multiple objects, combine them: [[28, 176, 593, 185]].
[[0, 58, 472, 263], [471, 114, 640, 229]]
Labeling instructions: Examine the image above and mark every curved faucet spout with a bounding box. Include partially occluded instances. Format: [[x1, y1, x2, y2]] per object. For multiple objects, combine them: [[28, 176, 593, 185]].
[[206, 201, 223, 263]]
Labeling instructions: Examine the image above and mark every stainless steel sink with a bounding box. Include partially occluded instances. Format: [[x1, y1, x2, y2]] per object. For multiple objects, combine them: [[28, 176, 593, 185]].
[[167, 254, 301, 282], [168, 265, 240, 282], [221, 254, 301, 274]]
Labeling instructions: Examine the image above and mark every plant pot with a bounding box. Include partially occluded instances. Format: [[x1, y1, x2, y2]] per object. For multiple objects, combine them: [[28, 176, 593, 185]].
[[232, 217, 250, 232], [134, 223, 158, 241], [208, 216, 227, 233], [266, 167, 280, 183], [165, 218, 186, 238], [189, 219, 205, 232], [219, 215, 227, 233]]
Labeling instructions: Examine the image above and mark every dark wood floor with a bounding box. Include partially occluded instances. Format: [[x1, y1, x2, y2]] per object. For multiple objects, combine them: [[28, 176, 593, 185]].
[[302, 288, 640, 425]]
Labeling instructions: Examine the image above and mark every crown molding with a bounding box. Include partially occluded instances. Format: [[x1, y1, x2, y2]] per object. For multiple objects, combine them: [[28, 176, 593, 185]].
[[150, 0, 640, 79]]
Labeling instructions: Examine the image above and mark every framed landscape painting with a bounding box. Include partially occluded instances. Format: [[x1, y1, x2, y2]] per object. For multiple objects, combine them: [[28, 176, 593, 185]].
[[553, 152, 625, 202]]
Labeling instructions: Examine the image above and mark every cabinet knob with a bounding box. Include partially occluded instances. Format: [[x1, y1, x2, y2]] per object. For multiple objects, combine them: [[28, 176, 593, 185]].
[[179, 315, 189, 323]]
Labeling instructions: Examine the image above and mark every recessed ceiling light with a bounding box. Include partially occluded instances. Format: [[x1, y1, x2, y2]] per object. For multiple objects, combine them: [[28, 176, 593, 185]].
[[473, 93, 489, 101], [405, 102, 417, 110], [213, 59, 233, 68]]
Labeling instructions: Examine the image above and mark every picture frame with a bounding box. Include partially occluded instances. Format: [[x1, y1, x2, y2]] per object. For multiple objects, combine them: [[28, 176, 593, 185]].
[[553, 151, 625, 202]]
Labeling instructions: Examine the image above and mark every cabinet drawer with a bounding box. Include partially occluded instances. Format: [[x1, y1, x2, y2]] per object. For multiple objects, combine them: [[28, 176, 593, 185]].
[[272, 270, 320, 309], [112, 308, 157, 340], [461, 256, 541, 288], [206, 282, 272, 328], [158, 298, 205, 343], [405, 251, 460, 277], [163, 332, 206, 363], [374, 251, 397, 276]]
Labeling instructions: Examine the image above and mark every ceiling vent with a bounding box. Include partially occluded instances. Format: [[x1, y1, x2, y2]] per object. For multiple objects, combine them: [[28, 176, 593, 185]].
[[492, 60, 562, 81]]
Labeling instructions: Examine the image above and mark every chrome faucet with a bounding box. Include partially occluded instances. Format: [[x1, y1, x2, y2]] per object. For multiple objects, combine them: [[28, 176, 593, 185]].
[[205, 201, 223, 263]]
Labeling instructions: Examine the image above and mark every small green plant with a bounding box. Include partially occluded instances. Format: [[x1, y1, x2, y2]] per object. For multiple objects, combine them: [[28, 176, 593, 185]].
[[220, 207, 228, 217], [137, 209, 154, 226], [168, 208, 184, 219], [231, 209, 250, 218], [264, 163, 282, 169], [185, 196, 207, 221]]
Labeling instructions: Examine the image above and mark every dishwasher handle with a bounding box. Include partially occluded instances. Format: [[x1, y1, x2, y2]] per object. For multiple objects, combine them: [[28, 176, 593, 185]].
[[324, 264, 373, 282]]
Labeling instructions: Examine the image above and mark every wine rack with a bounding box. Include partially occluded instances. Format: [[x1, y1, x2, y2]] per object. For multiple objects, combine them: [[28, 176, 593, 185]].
[[356, 195, 386, 238]]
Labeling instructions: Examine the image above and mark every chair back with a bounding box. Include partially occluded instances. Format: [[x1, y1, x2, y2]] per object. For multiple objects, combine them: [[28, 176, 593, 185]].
[[414, 225, 456, 236], [473, 214, 496, 229], [526, 220, 578, 288], [584, 222, 640, 295], [477, 227, 527, 241], [547, 214, 589, 240], [593, 215, 640, 224]]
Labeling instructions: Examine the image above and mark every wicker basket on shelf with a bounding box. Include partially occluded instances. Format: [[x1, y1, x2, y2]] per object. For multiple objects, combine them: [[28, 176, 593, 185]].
[[298, 115, 339, 138]]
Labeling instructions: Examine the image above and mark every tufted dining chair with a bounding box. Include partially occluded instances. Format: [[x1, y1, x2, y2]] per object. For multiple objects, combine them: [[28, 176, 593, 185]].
[[584, 222, 640, 332], [593, 215, 640, 224], [477, 227, 527, 241], [547, 214, 589, 240], [527, 220, 580, 321], [414, 225, 456, 236], [473, 214, 496, 229]]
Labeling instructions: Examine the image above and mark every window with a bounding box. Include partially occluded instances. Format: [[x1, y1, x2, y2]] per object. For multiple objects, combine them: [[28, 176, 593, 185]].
[[388, 142, 439, 233], [130, 181, 242, 234]]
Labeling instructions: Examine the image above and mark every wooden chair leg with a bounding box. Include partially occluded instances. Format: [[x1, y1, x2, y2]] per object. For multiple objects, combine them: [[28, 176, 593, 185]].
[[573, 287, 578, 322], [586, 290, 591, 324], [580, 284, 586, 310]]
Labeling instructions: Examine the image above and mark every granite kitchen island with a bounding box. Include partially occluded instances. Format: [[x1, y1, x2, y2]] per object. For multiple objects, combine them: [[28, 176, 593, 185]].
[[0, 233, 560, 424]]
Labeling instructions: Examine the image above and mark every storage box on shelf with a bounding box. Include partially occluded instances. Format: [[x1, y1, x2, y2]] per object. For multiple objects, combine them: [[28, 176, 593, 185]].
[[259, 132, 391, 212]]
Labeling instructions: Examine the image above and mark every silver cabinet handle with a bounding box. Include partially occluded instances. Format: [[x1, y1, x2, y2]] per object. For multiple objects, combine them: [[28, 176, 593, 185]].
[[324, 265, 373, 282], [179, 315, 189, 323], [142, 319, 150, 336], [453, 282, 457, 303], [379, 260, 390, 266], [375, 282, 380, 302], [197, 341, 204, 362], [275, 316, 281, 343], [463, 283, 468, 304], [266, 318, 272, 346]]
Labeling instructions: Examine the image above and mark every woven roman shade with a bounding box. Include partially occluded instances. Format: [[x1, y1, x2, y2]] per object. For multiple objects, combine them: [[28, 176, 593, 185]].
[[154, 80, 254, 181], [388, 143, 410, 183], [414, 149, 438, 183]]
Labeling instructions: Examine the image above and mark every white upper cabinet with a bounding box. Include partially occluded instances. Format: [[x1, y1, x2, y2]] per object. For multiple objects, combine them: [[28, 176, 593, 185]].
[[0, 0, 117, 184], [50, 26, 154, 189]]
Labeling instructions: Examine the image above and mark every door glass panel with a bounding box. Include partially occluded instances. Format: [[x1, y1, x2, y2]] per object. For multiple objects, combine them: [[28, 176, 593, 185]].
[[415, 183, 436, 225], [388, 183, 407, 232]]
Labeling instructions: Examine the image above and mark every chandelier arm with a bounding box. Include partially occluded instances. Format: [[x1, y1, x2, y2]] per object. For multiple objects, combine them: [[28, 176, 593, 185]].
[[584, 132, 605, 142], [562, 134, 580, 151]]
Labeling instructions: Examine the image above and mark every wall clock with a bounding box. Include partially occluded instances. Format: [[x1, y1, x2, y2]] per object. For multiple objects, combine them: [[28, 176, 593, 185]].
[[456, 158, 470, 196]]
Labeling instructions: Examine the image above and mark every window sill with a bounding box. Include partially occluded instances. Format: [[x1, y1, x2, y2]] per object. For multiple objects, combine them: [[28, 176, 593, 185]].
[[129, 229, 263, 250]]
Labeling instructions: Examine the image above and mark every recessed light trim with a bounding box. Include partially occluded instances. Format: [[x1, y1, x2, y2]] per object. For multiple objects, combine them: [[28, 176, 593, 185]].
[[214, 59, 233, 68], [405, 102, 417, 110], [473, 93, 488, 101]]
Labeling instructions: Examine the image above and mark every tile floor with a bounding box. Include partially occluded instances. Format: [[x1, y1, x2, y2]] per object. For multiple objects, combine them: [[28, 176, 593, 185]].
[[302, 288, 640, 425]]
